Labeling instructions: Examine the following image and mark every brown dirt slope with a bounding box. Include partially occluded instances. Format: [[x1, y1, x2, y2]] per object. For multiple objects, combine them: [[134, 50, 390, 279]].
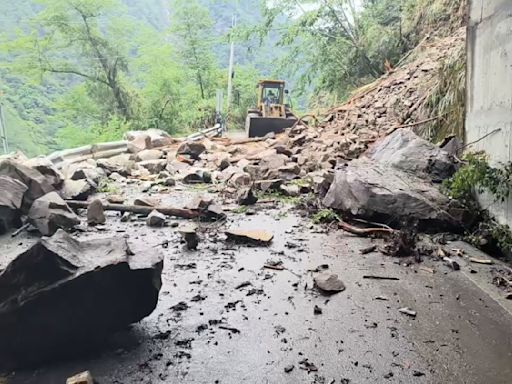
[[294, 27, 466, 168]]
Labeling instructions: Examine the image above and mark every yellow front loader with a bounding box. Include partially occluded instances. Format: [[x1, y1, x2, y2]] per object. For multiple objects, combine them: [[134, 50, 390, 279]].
[[245, 80, 297, 138]]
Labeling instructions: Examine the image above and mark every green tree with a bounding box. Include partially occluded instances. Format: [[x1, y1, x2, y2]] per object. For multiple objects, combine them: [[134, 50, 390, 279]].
[[170, 0, 217, 100], [4, 0, 136, 122]]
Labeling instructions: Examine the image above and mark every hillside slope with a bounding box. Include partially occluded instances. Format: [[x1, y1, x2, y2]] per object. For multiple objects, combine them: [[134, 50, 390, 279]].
[[294, 28, 466, 169]]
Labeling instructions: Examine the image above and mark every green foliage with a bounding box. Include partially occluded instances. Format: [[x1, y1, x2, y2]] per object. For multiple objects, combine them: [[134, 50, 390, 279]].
[[170, 0, 217, 100], [465, 218, 512, 258], [97, 177, 120, 193], [443, 152, 512, 258], [0, 0, 269, 153], [443, 153, 512, 204], [249, 0, 466, 108], [311, 209, 340, 224]]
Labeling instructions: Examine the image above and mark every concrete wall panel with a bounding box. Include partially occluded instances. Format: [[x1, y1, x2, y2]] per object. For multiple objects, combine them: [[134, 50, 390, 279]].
[[466, 0, 512, 225]]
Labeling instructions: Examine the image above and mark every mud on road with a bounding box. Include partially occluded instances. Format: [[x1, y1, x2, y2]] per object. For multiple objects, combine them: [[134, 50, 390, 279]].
[[3, 181, 512, 384]]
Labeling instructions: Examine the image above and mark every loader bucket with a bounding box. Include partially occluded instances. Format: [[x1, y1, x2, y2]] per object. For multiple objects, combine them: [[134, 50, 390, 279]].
[[245, 116, 297, 138]]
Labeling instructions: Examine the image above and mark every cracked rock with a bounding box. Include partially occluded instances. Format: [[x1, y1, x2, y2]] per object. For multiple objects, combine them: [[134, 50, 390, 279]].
[[28, 192, 80, 236], [0, 230, 163, 370]]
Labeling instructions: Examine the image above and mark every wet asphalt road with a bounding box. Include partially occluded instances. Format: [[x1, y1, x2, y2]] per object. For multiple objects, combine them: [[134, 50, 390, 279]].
[[2, 187, 512, 384]]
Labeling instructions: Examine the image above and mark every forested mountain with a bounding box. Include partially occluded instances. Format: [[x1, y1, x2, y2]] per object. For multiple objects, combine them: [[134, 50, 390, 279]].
[[0, 0, 278, 156], [0, 0, 465, 156]]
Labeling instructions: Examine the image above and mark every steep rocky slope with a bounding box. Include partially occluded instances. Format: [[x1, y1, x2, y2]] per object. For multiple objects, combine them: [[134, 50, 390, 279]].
[[292, 27, 466, 170]]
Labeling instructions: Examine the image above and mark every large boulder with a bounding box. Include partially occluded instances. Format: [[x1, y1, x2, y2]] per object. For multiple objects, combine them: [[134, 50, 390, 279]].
[[96, 154, 134, 176], [177, 141, 206, 160], [59, 179, 96, 201], [125, 129, 173, 148], [367, 129, 456, 181], [135, 149, 163, 162], [127, 134, 151, 153], [0, 176, 28, 234], [28, 192, 80, 236], [323, 159, 467, 229], [69, 167, 105, 185], [0, 160, 54, 209], [0, 230, 163, 370], [137, 159, 167, 174], [23, 157, 63, 188]]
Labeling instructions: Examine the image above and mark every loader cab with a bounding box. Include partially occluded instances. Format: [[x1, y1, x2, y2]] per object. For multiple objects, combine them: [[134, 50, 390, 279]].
[[258, 80, 285, 108]]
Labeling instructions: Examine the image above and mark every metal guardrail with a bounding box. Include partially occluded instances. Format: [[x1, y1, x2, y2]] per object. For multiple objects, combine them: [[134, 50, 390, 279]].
[[46, 141, 128, 169], [45, 124, 223, 169]]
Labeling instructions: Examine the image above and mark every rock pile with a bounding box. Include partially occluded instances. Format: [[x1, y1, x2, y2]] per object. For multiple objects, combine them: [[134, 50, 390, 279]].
[[0, 158, 80, 236]]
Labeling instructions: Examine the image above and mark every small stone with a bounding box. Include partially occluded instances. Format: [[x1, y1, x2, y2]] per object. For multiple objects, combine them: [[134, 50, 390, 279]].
[[179, 224, 199, 250], [284, 365, 294, 373], [314, 273, 345, 294], [237, 187, 258, 206], [135, 149, 163, 162], [164, 177, 176, 187], [443, 257, 460, 271], [399, 307, 417, 317], [107, 194, 125, 204], [134, 197, 160, 207], [313, 305, 322, 315], [120, 212, 131, 222], [280, 183, 300, 197], [146, 210, 166, 227], [87, 199, 106, 226], [66, 371, 94, 384], [177, 141, 206, 160]]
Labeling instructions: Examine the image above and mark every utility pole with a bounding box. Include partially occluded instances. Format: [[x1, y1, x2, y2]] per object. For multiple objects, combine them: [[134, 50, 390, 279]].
[[0, 102, 8, 154], [226, 14, 236, 121]]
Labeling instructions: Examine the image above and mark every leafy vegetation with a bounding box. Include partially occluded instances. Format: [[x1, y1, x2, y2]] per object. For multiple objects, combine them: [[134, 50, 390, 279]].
[[311, 209, 340, 224], [0, 0, 467, 156], [0, 0, 265, 154], [243, 0, 466, 106], [443, 153, 512, 259], [443, 153, 512, 205]]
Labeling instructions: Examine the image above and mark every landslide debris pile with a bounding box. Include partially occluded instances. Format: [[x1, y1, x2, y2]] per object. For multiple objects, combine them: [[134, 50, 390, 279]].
[[295, 28, 466, 165]]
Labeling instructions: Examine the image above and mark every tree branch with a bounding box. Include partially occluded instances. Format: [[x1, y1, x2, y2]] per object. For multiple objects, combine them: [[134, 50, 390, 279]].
[[42, 66, 110, 85]]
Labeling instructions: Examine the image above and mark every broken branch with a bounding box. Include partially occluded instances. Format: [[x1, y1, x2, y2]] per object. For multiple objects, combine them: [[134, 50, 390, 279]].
[[338, 220, 394, 237], [66, 200, 199, 219]]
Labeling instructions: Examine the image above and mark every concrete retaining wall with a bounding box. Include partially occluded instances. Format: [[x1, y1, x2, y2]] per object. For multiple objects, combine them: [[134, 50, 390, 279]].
[[466, 0, 512, 225]]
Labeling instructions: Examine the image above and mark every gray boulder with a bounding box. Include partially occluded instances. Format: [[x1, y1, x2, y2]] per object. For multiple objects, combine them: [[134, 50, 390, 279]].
[[0, 230, 163, 370], [28, 192, 80, 236], [367, 129, 456, 181], [96, 154, 134, 176], [87, 199, 106, 226], [135, 149, 163, 162], [0, 176, 28, 234], [23, 157, 63, 188], [147, 210, 166, 227], [137, 159, 167, 174], [60, 178, 96, 201], [0, 160, 54, 209], [127, 133, 151, 153], [177, 141, 206, 160], [125, 129, 173, 148], [323, 159, 467, 229], [69, 167, 105, 185]]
